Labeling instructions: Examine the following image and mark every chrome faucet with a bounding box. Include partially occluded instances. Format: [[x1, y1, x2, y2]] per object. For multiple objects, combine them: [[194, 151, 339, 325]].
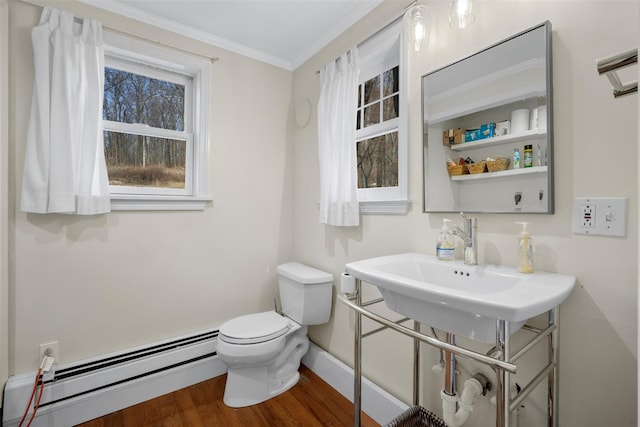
[[449, 213, 478, 265]]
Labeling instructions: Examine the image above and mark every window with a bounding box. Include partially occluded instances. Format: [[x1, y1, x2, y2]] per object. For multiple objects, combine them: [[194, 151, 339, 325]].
[[356, 66, 399, 189], [102, 32, 211, 210], [355, 21, 409, 214]]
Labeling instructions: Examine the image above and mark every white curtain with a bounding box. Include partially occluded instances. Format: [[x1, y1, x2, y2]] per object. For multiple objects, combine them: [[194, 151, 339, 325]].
[[317, 48, 360, 227], [21, 7, 110, 215]]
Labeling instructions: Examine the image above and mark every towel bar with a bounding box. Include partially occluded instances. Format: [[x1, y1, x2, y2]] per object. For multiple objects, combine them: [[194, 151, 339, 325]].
[[597, 49, 638, 98]]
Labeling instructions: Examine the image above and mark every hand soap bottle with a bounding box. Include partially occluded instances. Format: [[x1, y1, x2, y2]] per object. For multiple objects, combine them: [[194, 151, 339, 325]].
[[516, 222, 534, 273], [437, 218, 456, 261]]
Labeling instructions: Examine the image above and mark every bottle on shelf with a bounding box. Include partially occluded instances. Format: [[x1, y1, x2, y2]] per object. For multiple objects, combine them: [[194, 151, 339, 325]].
[[524, 144, 533, 168]]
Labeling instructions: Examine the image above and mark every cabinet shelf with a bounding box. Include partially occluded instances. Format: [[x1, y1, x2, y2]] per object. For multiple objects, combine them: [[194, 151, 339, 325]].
[[451, 166, 547, 181], [450, 129, 547, 151]]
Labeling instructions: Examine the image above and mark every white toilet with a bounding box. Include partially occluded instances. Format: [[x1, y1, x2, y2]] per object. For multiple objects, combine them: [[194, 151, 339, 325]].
[[217, 262, 333, 408]]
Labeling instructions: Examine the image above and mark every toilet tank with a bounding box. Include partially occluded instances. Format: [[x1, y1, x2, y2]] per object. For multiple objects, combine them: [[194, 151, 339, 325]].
[[276, 262, 333, 325]]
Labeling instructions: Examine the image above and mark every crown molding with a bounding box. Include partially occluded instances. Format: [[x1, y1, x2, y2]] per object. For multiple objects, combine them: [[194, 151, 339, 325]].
[[78, 0, 294, 70], [289, 0, 383, 70], [80, 0, 385, 71]]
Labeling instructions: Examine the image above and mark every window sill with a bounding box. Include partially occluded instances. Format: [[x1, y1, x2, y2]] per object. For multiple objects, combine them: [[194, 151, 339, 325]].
[[359, 199, 411, 215], [110, 195, 213, 211]]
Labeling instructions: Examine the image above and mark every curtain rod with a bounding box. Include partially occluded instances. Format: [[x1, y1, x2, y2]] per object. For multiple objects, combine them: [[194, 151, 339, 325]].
[[12, 0, 220, 64], [315, 0, 415, 75]]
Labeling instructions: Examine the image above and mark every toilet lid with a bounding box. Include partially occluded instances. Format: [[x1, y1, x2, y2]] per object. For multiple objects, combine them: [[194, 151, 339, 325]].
[[219, 311, 290, 344]]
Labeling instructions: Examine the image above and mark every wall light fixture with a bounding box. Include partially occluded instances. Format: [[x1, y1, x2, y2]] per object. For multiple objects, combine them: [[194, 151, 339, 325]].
[[405, 3, 429, 51], [449, 0, 475, 29]]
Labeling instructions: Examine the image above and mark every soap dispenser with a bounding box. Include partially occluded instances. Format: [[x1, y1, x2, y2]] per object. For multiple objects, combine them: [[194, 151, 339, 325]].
[[437, 218, 456, 261], [516, 222, 534, 273]]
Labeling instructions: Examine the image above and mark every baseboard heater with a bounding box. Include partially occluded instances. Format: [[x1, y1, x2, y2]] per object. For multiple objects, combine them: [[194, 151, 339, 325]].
[[2, 329, 227, 427]]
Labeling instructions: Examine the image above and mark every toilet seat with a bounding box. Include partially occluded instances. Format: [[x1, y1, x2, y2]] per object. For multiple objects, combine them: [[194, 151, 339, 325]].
[[219, 311, 290, 345]]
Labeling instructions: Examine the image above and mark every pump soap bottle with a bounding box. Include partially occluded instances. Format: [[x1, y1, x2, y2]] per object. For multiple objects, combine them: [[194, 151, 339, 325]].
[[516, 222, 534, 273], [437, 218, 456, 261]]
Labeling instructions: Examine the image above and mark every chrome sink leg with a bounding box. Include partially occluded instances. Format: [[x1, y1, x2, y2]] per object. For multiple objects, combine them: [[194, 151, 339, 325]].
[[444, 333, 457, 396], [549, 306, 559, 427], [354, 279, 362, 427], [413, 321, 420, 406], [496, 320, 511, 427]]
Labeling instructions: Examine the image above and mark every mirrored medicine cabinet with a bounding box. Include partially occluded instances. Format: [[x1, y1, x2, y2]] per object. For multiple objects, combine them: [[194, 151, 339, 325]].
[[422, 21, 553, 213]]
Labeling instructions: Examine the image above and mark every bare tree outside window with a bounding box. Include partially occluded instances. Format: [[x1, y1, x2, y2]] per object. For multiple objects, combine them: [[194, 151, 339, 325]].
[[103, 67, 187, 189], [356, 66, 399, 189], [357, 132, 399, 188]]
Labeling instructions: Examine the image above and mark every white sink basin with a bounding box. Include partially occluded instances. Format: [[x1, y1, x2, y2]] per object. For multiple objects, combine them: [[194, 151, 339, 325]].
[[345, 253, 576, 342]]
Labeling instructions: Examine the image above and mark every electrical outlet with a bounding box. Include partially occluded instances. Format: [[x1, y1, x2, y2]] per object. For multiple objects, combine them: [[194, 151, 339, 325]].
[[573, 198, 627, 236], [580, 204, 595, 227], [39, 341, 58, 363]]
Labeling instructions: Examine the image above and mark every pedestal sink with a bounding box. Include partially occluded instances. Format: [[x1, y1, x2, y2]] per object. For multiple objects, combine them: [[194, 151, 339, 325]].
[[345, 253, 576, 342]]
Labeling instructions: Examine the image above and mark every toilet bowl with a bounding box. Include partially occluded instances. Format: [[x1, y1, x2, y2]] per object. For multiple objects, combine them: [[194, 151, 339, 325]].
[[217, 262, 333, 408], [218, 311, 309, 407]]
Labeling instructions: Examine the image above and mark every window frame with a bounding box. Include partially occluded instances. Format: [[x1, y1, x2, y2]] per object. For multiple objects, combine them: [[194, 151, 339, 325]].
[[102, 32, 212, 211], [355, 21, 410, 215]]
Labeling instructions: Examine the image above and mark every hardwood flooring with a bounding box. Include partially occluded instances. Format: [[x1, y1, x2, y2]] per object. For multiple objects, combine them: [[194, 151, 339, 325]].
[[75, 365, 381, 427]]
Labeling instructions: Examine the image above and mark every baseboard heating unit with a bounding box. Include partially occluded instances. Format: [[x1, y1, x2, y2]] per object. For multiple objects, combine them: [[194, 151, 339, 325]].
[[2, 329, 226, 427]]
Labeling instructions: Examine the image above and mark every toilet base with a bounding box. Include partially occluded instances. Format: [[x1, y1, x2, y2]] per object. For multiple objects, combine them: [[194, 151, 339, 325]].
[[223, 367, 300, 408], [222, 329, 310, 408]]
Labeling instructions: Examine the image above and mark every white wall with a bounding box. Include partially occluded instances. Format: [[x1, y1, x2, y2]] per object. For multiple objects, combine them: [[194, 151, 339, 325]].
[[6, 0, 294, 374], [292, 1, 637, 426]]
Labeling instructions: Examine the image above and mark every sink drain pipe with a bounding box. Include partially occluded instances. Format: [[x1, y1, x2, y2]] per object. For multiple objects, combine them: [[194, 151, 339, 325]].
[[441, 333, 491, 427], [441, 376, 488, 427], [444, 333, 457, 395]]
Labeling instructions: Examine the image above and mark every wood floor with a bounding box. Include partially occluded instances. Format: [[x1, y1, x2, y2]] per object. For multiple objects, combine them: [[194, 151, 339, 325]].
[[75, 365, 381, 427]]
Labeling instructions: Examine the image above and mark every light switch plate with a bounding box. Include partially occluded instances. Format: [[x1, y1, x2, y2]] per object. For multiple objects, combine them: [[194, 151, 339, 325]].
[[573, 197, 627, 237]]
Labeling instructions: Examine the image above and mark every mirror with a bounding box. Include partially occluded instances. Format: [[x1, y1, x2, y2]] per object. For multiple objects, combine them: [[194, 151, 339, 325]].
[[422, 22, 553, 213]]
